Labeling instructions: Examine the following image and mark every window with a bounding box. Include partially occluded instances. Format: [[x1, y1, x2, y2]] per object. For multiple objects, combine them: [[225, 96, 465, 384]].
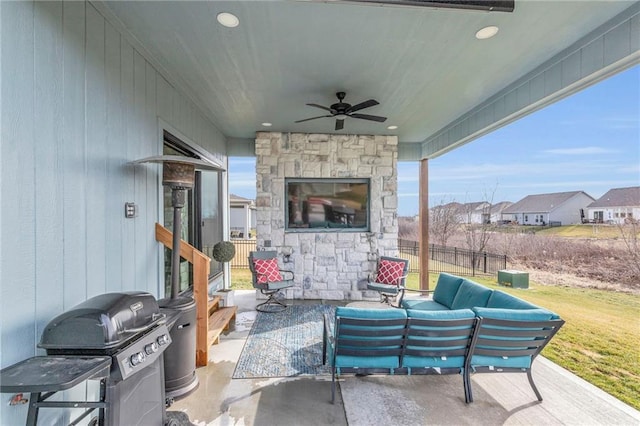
[[163, 132, 223, 297]]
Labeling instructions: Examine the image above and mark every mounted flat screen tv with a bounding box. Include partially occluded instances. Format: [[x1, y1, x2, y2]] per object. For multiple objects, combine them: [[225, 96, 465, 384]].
[[285, 178, 370, 231]]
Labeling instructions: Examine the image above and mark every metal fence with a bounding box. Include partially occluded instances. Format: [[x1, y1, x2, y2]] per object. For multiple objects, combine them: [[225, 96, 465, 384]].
[[230, 238, 506, 276], [397, 239, 506, 276], [230, 240, 257, 268]]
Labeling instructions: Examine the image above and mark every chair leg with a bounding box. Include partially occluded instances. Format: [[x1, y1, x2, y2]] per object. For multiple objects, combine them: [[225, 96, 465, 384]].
[[465, 370, 474, 403], [256, 290, 288, 313], [527, 369, 543, 401], [462, 371, 471, 404], [331, 369, 336, 404]]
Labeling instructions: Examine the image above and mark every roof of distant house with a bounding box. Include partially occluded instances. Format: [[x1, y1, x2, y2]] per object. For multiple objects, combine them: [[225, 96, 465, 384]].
[[503, 191, 594, 214], [587, 186, 640, 208], [230, 193, 255, 207]]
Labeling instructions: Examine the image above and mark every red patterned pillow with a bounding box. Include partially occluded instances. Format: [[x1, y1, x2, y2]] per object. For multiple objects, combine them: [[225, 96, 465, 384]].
[[375, 259, 406, 286], [253, 258, 283, 284]]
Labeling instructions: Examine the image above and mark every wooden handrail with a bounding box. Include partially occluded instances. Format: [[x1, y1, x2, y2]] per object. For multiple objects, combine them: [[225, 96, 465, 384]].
[[155, 223, 211, 367]]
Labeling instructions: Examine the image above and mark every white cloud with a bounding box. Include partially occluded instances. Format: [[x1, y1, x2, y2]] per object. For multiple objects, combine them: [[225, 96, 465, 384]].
[[542, 147, 616, 155]]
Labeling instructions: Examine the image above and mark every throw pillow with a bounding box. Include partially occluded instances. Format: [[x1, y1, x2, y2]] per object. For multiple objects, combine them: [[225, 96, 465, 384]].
[[253, 258, 282, 284], [375, 259, 406, 286]]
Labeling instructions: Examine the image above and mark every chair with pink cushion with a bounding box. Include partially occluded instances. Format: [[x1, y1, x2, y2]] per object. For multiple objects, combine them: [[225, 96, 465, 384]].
[[367, 256, 410, 306], [248, 251, 294, 312]]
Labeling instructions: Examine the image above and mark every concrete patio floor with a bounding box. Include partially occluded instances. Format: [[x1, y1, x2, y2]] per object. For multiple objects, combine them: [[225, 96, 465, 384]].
[[169, 290, 640, 426]]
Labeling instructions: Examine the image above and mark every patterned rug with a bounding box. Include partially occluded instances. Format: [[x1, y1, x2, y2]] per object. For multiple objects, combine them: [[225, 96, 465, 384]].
[[233, 304, 336, 378]]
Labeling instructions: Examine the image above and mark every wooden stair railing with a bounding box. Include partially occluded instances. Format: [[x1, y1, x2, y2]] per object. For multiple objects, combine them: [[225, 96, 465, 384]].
[[155, 223, 236, 367]]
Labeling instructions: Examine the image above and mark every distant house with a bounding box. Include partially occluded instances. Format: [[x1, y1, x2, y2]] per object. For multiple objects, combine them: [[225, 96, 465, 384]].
[[431, 201, 513, 224], [490, 201, 514, 223], [586, 186, 640, 224], [458, 201, 491, 224], [230, 194, 256, 239], [502, 191, 595, 226]]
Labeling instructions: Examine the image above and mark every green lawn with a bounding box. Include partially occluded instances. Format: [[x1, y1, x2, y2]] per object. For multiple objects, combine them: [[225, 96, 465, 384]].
[[526, 224, 638, 239], [230, 268, 640, 410]]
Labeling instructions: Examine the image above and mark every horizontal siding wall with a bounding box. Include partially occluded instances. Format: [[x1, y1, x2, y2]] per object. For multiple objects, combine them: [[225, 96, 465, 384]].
[[0, 2, 226, 422]]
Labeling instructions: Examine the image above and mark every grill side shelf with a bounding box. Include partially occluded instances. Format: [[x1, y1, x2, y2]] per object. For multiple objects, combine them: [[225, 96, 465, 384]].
[[0, 356, 111, 393]]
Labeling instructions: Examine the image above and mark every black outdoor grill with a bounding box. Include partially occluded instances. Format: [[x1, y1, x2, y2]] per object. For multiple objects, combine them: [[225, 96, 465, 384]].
[[35, 291, 175, 426]]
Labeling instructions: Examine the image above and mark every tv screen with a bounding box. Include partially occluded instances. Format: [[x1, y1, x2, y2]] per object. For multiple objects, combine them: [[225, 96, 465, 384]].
[[285, 178, 370, 231]]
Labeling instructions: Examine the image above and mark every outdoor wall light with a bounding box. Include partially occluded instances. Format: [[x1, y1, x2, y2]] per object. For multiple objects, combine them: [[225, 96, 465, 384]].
[[131, 155, 224, 299]]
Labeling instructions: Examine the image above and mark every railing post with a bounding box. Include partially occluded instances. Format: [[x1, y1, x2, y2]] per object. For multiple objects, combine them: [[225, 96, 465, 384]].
[[193, 252, 210, 367], [472, 252, 476, 276]]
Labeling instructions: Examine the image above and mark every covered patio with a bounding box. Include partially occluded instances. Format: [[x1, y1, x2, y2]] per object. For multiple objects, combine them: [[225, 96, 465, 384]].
[[1, 1, 639, 425], [168, 291, 640, 425]]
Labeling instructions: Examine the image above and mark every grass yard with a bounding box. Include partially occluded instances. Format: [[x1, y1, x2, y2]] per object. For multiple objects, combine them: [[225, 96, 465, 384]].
[[533, 224, 638, 239], [230, 267, 640, 409]]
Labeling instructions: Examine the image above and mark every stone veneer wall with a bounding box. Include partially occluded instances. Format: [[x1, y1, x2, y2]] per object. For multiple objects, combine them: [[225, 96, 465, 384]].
[[255, 132, 399, 301]]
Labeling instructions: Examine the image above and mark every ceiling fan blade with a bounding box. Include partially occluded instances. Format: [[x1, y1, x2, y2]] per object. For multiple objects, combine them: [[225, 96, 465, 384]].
[[335, 119, 344, 131], [347, 99, 379, 113], [295, 114, 332, 123], [350, 113, 387, 122], [306, 103, 334, 112]]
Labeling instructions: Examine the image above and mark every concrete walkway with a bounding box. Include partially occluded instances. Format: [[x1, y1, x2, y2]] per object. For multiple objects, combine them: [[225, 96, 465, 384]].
[[169, 290, 640, 425]]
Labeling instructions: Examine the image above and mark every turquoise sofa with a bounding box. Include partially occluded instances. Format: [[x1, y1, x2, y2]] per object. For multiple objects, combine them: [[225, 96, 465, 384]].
[[323, 273, 564, 403]]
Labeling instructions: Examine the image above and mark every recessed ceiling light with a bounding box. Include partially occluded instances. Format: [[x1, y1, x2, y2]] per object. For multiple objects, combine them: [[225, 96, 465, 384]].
[[475, 25, 499, 40], [261, 122, 272, 127], [387, 125, 398, 130], [217, 12, 239, 28]]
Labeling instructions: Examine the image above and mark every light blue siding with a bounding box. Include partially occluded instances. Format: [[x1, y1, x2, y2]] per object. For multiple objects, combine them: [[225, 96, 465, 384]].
[[0, 2, 227, 423]]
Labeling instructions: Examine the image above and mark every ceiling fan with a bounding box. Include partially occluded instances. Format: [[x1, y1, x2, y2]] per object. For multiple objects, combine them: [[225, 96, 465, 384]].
[[295, 92, 387, 131]]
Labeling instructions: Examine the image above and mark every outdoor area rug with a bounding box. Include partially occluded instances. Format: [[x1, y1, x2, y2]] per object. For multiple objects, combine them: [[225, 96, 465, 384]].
[[233, 304, 335, 378]]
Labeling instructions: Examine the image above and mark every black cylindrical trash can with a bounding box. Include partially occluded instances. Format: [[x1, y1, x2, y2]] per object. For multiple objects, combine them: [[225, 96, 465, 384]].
[[159, 296, 199, 402]]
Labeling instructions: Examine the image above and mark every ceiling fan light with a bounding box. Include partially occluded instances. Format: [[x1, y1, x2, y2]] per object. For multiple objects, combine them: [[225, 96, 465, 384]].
[[261, 122, 272, 127], [217, 12, 239, 28], [476, 26, 499, 40], [387, 125, 398, 130]]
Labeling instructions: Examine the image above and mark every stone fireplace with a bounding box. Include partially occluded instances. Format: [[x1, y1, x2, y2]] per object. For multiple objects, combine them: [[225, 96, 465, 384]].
[[255, 132, 399, 301]]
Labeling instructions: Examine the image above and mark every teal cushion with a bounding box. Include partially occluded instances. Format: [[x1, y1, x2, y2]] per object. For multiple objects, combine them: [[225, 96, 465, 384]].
[[332, 307, 406, 369], [367, 282, 400, 295], [402, 355, 465, 369], [471, 355, 531, 369], [432, 273, 464, 308], [402, 309, 475, 369], [486, 290, 539, 310], [401, 299, 449, 311], [472, 307, 556, 321], [406, 308, 475, 320], [470, 308, 559, 370], [335, 307, 407, 320], [450, 279, 493, 310], [335, 307, 406, 344], [335, 355, 399, 369]]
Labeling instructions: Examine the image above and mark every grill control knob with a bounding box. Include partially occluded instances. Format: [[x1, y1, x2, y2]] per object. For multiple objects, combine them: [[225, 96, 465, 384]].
[[145, 342, 159, 355], [130, 352, 146, 366], [157, 334, 170, 346]]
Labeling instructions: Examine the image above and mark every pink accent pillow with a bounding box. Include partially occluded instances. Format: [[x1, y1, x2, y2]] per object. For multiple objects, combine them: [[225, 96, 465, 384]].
[[253, 258, 283, 284], [375, 259, 406, 286]]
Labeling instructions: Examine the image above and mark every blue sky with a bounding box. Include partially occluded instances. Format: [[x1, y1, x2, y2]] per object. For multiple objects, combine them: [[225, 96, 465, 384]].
[[229, 65, 639, 217]]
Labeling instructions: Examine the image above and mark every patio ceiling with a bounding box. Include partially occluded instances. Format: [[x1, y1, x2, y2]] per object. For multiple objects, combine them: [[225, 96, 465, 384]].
[[98, 1, 639, 159]]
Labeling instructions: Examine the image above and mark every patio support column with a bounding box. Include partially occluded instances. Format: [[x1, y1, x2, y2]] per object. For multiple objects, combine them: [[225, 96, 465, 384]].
[[419, 158, 430, 291]]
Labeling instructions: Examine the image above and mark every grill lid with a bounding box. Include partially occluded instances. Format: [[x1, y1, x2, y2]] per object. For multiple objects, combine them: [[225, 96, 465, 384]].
[[39, 292, 163, 350]]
